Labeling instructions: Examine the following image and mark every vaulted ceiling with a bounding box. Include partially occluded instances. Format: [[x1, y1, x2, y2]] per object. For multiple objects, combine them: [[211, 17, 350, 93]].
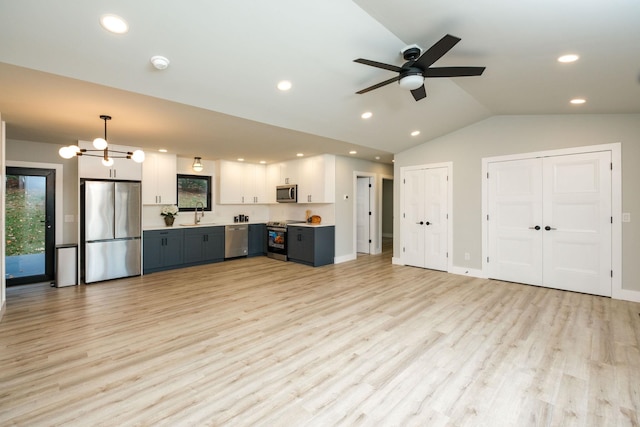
[[0, 0, 638, 164]]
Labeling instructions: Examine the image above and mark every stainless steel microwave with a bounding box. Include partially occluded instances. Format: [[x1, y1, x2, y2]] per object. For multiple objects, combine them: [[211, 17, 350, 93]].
[[276, 184, 297, 203]]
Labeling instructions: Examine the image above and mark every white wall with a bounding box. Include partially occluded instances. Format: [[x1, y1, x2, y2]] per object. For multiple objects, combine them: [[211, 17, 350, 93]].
[[394, 113, 640, 292]]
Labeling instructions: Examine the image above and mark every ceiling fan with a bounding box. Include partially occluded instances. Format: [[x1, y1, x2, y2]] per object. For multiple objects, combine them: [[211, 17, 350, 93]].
[[354, 34, 485, 101]]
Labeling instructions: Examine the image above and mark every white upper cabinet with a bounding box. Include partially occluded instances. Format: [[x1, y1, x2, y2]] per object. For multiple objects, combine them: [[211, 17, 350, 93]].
[[297, 154, 335, 203], [77, 140, 143, 180], [142, 152, 177, 205], [218, 160, 267, 204]]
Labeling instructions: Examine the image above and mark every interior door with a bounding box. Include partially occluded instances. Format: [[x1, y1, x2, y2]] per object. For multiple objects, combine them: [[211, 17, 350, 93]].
[[403, 167, 448, 271], [356, 177, 371, 253], [542, 152, 611, 296], [487, 151, 612, 296], [487, 159, 543, 285], [5, 167, 55, 285]]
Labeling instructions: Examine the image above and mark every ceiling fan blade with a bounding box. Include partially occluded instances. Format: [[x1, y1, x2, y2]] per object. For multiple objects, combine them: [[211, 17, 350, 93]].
[[424, 66, 486, 78], [415, 34, 461, 70], [354, 58, 403, 73], [411, 85, 427, 101], [356, 76, 400, 94]]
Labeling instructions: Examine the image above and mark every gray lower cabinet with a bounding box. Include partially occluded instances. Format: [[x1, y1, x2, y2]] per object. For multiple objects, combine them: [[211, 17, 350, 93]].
[[248, 223, 267, 257], [287, 226, 335, 267], [183, 226, 225, 266], [143, 229, 184, 273]]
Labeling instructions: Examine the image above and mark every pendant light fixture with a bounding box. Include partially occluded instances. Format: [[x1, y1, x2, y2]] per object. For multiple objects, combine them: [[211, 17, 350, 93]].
[[59, 115, 145, 165], [192, 157, 204, 172]]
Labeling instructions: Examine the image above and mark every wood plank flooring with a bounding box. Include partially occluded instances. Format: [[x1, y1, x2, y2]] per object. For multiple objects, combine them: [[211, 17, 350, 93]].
[[1, 246, 640, 426]]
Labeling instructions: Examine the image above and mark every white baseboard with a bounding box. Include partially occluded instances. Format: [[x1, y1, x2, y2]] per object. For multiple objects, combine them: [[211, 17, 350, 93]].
[[449, 266, 485, 278], [392, 257, 404, 266], [334, 253, 357, 264], [613, 288, 640, 303]]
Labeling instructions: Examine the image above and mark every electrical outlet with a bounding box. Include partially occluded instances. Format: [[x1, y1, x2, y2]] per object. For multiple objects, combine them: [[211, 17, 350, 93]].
[[464, 252, 470, 261], [622, 212, 631, 222], [64, 214, 75, 223]]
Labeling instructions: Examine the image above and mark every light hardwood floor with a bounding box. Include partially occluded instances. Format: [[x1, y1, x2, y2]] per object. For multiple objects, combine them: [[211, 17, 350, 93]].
[[1, 245, 639, 426]]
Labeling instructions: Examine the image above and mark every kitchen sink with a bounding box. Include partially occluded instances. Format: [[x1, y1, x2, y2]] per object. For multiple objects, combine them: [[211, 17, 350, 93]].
[[179, 222, 218, 227]]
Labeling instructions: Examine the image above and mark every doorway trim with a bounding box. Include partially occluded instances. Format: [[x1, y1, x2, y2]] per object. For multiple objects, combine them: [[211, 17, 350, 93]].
[[6, 161, 63, 246], [398, 161, 453, 272], [481, 142, 630, 301]]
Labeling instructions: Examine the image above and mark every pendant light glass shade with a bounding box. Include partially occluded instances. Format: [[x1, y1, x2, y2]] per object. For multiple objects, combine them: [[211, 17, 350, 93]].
[[93, 137, 108, 150], [102, 157, 114, 167], [192, 157, 204, 172], [131, 150, 145, 163]]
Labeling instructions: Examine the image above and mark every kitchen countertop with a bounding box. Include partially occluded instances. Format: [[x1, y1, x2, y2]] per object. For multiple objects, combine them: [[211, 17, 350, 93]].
[[143, 221, 266, 231], [288, 222, 335, 228]]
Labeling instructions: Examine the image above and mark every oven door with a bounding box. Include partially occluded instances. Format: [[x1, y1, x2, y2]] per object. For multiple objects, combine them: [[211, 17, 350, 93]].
[[267, 227, 287, 261]]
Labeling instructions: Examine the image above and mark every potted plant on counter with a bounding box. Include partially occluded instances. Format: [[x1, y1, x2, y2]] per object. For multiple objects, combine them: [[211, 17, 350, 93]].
[[161, 205, 179, 227]]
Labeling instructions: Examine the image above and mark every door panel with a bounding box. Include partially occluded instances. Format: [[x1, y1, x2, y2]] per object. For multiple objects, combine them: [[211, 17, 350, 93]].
[[543, 152, 611, 296], [423, 168, 448, 270], [403, 169, 426, 268], [402, 167, 448, 271], [356, 177, 371, 253], [488, 151, 612, 296], [488, 159, 543, 285], [5, 167, 55, 285]]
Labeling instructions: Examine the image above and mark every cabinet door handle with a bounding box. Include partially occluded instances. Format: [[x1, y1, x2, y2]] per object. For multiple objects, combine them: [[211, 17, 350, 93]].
[[416, 221, 424, 225], [545, 226, 557, 231], [298, 234, 302, 241], [425, 221, 431, 225], [529, 225, 541, 230]]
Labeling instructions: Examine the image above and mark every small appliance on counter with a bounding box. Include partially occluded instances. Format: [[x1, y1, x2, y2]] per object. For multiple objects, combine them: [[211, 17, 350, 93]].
[[234, 214, 250, 223]]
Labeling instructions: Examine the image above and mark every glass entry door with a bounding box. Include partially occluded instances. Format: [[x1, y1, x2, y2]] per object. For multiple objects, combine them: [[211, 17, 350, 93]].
[[5, 167, 55, 285]]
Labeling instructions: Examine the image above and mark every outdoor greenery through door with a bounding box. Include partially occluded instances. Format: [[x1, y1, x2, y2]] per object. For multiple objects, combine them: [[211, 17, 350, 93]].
[[5, 167, 55, 285]]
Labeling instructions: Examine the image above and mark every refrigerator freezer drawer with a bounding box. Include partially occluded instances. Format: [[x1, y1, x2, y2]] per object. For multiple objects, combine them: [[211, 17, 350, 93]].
[[85, 239, 141, 283]]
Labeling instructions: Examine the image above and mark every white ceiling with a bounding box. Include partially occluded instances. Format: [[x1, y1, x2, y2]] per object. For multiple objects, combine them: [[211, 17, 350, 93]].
[[0, 0, 638, 165]]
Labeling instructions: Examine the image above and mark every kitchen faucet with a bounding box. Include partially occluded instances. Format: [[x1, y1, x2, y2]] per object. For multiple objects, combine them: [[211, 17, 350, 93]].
[[194, 201, 204, 224]]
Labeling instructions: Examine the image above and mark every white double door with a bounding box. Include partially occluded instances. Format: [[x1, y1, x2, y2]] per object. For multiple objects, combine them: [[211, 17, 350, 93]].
[[402, 166, 448, 271], [487, 151, 612, 296]]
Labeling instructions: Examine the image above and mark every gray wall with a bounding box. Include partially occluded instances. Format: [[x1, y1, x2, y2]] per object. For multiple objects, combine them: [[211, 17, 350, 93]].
[[6, 139, 78, 244], [394, 113, 640, 292], [334, 156, 393, 258]]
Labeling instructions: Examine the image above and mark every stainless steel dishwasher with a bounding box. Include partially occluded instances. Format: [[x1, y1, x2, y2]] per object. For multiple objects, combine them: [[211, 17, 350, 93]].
[[225, 224, 248, 258]]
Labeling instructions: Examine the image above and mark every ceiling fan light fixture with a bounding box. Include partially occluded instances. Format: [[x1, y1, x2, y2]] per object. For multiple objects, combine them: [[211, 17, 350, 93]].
[[398, 74, 424, 91], [192, 157, 204, 172], [558, 54, 579, 63]]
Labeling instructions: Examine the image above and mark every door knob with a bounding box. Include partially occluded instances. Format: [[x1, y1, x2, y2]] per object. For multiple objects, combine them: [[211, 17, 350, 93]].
[[425, 221, 431, 225], [544, 226, 557, 231], [416, 221, 424, 225], [529, 225, 541, 230]]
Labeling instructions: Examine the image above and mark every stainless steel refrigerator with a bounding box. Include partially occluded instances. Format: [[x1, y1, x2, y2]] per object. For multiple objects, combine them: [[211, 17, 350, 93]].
[[81, 180, 141, 283]]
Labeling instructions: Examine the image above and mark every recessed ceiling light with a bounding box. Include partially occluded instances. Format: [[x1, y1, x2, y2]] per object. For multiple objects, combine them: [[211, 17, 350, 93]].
[[259, 160, 266, 164], [570, 98, 586, 105], [349, 150, 357, 155], [237, 158, 245, 162], [361, 111, 372, 119], [411, 130, 421, 137], [375, 156, 381, 160], [558, 54, 579, 63], [296, 153, 304, 157], [150, 55, 170, 70], [100, 14, 129, 34], [158, 149, 168, 153], [277, 80, 292, 91]]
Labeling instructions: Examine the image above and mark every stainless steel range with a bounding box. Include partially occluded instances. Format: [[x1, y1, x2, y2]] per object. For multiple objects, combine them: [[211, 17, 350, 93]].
[[266, 220, 301, 261]]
